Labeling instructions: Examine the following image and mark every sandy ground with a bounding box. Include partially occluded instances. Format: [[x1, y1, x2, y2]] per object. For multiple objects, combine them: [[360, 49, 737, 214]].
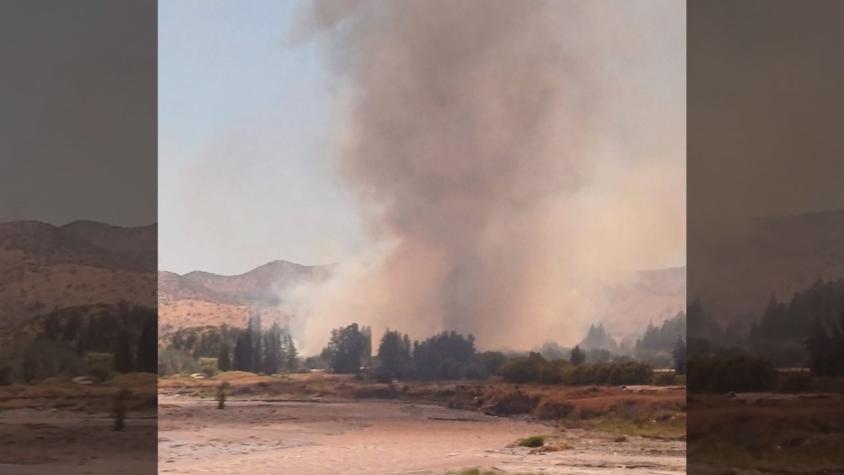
[[158, 395, 685, 475], [0, 408, 156, 475]]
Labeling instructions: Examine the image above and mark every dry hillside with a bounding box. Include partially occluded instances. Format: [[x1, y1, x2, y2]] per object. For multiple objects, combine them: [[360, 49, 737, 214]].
[[0, 220, 155, 335], [158, 260, 327, 335]]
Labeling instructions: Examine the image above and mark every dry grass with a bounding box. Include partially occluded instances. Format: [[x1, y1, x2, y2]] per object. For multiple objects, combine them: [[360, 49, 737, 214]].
[[688, 392, 844, 472], [0, 372, 156, 413], [159, 372, 686, 439]]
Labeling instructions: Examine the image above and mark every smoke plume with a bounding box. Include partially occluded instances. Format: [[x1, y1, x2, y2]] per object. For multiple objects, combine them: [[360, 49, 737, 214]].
[[287, 0, 685, 353]]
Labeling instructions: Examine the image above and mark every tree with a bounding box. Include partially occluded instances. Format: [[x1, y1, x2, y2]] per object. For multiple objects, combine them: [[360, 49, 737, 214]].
[[233, 330, 253, 372], [136, 316, 157, 373], [412, 331, 476, 380], [283, 334, 299, 372], [217, 344, 231, 372], [377, 329, 412, 379], [249, 315, 263, 373], [262, 323, 282, 375], [113, 330, 134, 373], [321, 323, 369, 373], [672, 336, 687, 375], [806, 317, 833, 376], [570, 345, 585, 366]]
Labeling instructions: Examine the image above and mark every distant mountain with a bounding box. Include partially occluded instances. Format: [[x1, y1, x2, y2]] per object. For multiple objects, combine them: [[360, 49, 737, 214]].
[[158, 260, 328, 335], [0, 220, 156, 334], [596, 266, 686, 340], [692, 209, 844, 324]]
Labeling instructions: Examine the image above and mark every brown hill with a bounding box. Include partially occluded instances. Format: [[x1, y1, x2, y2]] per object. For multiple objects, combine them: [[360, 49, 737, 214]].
[[0, 220, 155, 334], [158, 261, 328, 335]]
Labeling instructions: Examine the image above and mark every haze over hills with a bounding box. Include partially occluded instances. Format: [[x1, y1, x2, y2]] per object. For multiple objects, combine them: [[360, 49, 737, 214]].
[[0, 220, 156, 334], [597, 266, 686, 340], [692, 208, 844, 325], [158, 260, 327, 335], [160, 258, 684, 344]]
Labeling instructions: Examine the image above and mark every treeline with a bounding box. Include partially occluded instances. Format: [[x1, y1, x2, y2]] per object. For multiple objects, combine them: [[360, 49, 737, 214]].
[[0, 301, 156, 384], [635, 312, 686, 368], [498, 352, 654, 385], [160, 315, 299, 376], [689, 279, 844, 380], [748, 279, 844, 367], [805, 313, 844, 377], [315, 323, 662, 385]]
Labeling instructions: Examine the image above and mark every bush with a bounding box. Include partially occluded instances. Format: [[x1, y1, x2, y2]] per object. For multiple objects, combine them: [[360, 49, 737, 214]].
[[499, 353, 548, 383], [608, 361, 653, 385], [500, 356, 651, 386], [158, 347, 200, 376], [486, 390, 540, 415], [778, 371, 814, 392], [199, 357, 219, 378], [687, 355, 777, 393], [518, 435, 545, 448], [652, 371, 678, 385], [85, 352, 114, 381]]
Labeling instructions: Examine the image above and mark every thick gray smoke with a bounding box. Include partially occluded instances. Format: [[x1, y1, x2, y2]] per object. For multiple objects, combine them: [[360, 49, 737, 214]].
[[287, 0, 685, 353]]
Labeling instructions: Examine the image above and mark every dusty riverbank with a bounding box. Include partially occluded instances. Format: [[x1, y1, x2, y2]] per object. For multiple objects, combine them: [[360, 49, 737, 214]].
[[0, 373, 157, 474], [159, 373, 686, 475]]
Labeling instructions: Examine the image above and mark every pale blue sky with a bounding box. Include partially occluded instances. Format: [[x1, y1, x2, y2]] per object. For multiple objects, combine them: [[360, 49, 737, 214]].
[[159, 0, 367, 274]]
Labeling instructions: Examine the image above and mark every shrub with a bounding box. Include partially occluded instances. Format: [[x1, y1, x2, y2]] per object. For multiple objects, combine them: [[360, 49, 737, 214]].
[[778, 371, 814, 392], [499, 353, 550, 383], [518, 435, 545, 448], [500, 356, 651, 386], [158, 347, 200, 376], [199, 357, 219, 378], [608, 361, 652, 385], [216, 382, 230, 409], [652, 371, 678, 385], [486, 390, 540, 416], [687, 355, 777, 393], [85, 352, 114, 381]]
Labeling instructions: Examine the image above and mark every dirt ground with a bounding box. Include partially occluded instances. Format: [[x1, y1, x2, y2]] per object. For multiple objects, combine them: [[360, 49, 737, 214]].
[[158, 374, 686, 475], [0, 374, 157, 475], [0, 409, 156, 475], [688, 391, 844, 474]]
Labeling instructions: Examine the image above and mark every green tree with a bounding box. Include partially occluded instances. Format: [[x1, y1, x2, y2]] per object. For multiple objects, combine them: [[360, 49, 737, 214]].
[[233, 330, 253, 372], [136, 316, 157, 373], [113, 330, 134, 373], [412, 331, 476, 380], [217, 343, 231, 372], [672, 336, 687, 375], [570, 345, 585, 366], [283, 334, 299, 372], [262, 323, 282, 375], [806, 317, 833, 376], [321, 323, 369, 373], [377, 329, 412, 379]]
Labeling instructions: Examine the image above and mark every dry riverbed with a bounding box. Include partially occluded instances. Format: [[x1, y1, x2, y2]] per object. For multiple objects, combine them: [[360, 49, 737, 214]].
[[158, 375, 686, 475], [0, 374, 157, 475]]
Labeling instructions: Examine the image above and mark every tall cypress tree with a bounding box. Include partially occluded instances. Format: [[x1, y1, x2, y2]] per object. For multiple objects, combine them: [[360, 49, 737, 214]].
[[218, 343, 231, 372], [249, 315, 262, 373], [262, 323, 282, 375], [233, 330, 253, 372], [136, 316, 157, 373], [113, 330, 134, 374], [284, 334, 298, 372]]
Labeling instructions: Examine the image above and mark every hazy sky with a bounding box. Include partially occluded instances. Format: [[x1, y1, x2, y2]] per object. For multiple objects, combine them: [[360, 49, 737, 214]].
[[159, 0, 367, 274], [0, 1, 156, 227], [159, 0, 685, 277]]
